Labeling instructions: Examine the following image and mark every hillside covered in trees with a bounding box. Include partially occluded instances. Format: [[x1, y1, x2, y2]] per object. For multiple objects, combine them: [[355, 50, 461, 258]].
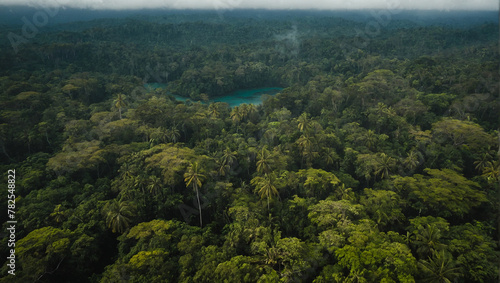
[[0, 9, 499, 282]]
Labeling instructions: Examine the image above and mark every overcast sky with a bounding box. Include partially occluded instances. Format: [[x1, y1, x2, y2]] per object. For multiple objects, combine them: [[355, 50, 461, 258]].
[[0, 0, 497, 10]]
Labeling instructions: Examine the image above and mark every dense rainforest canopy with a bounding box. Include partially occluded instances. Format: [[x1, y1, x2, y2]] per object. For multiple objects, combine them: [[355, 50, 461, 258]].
[[0, 9, 499, 282]]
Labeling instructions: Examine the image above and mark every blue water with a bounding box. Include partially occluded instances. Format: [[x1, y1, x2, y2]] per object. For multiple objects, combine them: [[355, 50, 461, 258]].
[[211, 88, 283, 107], [144, 83, 282, 107]]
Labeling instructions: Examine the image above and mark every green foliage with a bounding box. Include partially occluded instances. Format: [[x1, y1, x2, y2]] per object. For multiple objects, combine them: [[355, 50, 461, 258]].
[[419, 93, 456, 114], [418, 251, 461, 283], [393, 169, 487, 217], [16, 227, 74, 281], [101, 219, 201, 282], [334, 221, 418, 282], [47, 140, 106, 175], [308, 199, 363, 229], [448, 222, 499, 282], [1, 12, 498, 283], [102, 199, 136, 233], [251, 173, 279, 211], [215, 255, 275, 282], [184, 161, 207, 227], [360, 189, 405, 229], [127, 249, 170, 281], [297, 168, 340, 198], [408, 216, 449, 259], [145, 144, 198, 185], [431, 118, 495, 150]]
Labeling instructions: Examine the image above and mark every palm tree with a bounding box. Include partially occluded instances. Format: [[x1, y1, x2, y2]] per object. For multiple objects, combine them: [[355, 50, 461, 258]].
[[184, 162, 206, 227], [208, 103, 220, 119], [297, 113, 310, 133], [482, 160, 499, 184], [297, 135, 317, 167], [119, 186, 138, 202], [375, 102, 391, 116], [263, 246, 280, 267], [158, 127, 170, 144], [418, 251, 461, 283], [217, 148, 238, 178], [337, 184, 354, 201], [403, 231, 415, 246], [251, 173, 279, 211], [148, 175, 163, 197], [230, 106, 243, 123], [474, 152, 492, 173], [239, 104, 250, 120], [149, 127, 168, 145], [114, 93, 127, 119], [322, 147, 339, 168], [168, 126, 180, 143], [222, 148, 237, 168], [374, 153, 396, 179], [256, 146, 273, 174], [103, 199, 135, 233], [413, 224, 446, 258], [134, 175, 149, 194], [403, 150, 420, 171], [216, 159, 230, 177], [50, 204, 67, 223], [363, 129, 377, 150]]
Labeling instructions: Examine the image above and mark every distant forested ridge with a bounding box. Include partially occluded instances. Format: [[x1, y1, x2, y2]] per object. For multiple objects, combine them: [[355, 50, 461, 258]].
[[0, 10, 498, 283]]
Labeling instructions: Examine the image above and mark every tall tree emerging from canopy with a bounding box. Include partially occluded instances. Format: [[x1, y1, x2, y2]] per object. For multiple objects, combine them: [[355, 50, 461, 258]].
[[251, 173, 279, 211], [184, 162, 206, 227], [114, 93, 127, 119], [256, 146, 274, 174]]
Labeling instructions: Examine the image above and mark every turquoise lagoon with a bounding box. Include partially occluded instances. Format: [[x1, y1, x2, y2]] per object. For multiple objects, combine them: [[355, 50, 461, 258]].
[[144, 83, 283, 107]]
